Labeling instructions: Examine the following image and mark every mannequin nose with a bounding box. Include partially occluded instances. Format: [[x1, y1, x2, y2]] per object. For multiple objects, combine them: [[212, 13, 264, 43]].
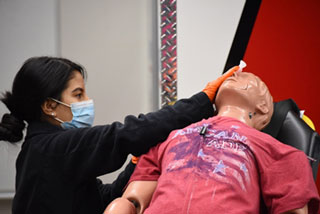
[[232, 71, 238, 78]]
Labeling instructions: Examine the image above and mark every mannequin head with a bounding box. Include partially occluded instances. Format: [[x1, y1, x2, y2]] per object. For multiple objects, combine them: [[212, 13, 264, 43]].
[[215, 72, 273, 130]]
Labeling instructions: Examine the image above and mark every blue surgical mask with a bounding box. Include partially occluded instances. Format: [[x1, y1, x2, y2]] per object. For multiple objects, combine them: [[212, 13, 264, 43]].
[[51, 98, 95, 129]]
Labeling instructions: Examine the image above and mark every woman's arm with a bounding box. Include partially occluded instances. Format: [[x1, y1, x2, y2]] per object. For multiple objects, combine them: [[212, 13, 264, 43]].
[[46, 92, 214, 181]]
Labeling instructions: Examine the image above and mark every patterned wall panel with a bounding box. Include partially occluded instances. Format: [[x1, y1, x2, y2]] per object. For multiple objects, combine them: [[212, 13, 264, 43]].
[[160, 0, 177, 107]]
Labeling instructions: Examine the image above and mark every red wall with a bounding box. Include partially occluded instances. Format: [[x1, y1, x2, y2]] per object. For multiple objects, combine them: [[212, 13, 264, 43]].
[[243, 0, 320, 190], [243, 0, 320, 130]]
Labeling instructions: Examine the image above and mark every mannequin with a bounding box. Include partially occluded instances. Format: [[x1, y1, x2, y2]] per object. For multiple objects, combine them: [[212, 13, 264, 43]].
[[104, 72, 319, 214], [215, 71, 273, 130]]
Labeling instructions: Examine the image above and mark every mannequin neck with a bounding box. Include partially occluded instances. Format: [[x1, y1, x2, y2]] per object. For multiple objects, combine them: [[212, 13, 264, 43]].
[[216, 105, 255, 128]]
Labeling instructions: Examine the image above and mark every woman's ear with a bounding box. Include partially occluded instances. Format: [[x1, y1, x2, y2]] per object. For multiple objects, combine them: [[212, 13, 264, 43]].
[[41, 99, 57, 116]]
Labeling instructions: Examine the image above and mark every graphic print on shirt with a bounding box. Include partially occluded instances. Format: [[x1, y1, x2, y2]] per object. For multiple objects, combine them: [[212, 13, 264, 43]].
[[165, 123, 255, 192]]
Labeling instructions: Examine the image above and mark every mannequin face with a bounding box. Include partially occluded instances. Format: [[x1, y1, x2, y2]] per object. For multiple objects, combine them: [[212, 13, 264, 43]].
[[215, 72, 273, 130], [216, 72, 265, 107]]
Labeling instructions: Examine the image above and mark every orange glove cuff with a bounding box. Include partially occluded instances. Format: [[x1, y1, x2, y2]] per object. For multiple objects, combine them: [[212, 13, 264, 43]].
[[131, 156, 140, 164]]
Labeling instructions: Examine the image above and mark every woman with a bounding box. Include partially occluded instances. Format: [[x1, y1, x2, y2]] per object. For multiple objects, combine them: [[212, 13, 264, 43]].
[[0, 56, 236, 214]]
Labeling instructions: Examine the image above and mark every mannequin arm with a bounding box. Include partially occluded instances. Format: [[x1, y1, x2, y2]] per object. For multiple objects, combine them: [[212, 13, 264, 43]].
[[104, 197, 136, 214], [104, 180, 157, 214], [122, 181, 157, 214], [282, 204, 308, 214]]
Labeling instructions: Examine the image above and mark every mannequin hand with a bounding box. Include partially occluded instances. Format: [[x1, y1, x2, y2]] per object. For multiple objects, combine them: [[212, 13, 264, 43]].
[[202, 66, 239, 102]]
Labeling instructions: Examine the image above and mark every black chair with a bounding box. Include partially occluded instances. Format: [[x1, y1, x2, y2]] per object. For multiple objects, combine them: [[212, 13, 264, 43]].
[[262, 99, 320, 180]]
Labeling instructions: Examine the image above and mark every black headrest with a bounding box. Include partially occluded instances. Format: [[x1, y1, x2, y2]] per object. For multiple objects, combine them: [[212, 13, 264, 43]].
[[262, 99, 320, 180], [262, 99, 300, 138]]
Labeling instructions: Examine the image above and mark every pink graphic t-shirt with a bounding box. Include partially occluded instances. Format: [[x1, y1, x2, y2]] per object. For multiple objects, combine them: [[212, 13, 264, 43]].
[[129, 116, 320, 214]]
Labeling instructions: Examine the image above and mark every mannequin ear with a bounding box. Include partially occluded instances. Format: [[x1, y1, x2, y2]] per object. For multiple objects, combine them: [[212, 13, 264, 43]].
[[256, 100, 269, 114], [254, 100, 272, 130], [41, 99, 58, 116]]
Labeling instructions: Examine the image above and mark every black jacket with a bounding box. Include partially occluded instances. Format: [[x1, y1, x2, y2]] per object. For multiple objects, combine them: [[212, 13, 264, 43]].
[[12, 92, 213, 214]]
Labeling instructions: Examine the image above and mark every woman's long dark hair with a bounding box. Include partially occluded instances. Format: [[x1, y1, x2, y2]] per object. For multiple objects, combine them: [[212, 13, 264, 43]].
[[0, 56, 86, 143]]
